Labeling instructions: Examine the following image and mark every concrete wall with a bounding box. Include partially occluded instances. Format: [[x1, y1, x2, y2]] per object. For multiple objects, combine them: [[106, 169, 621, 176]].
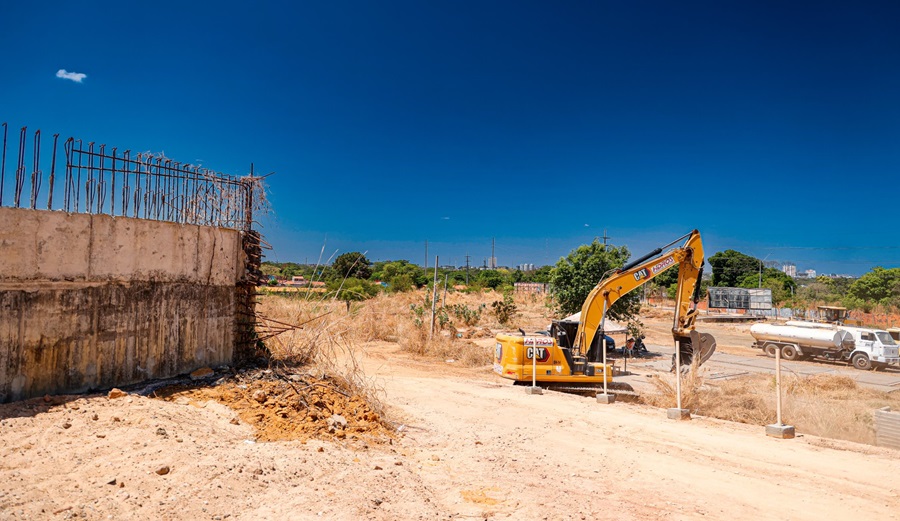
[[0, 207, 245, 402]]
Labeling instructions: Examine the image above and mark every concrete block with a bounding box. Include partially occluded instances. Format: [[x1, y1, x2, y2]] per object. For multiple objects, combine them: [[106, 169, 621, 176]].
[[667, 408, 691, 420], [524, 386, 543, 395], [766, 424, 796, 439], [596, 393, 616, 404]]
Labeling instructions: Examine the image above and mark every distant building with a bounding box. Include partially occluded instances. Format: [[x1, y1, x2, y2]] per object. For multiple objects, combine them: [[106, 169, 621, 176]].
[[517, 263, 535, 272], [805, 269, 816, 279], [515, 282, 548, 294], [284, 276, 325, 288], [783, 263, 797, 277]]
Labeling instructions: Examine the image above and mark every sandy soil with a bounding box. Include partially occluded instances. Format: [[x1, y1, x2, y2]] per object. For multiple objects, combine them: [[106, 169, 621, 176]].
[[2, 314, 900, 520]]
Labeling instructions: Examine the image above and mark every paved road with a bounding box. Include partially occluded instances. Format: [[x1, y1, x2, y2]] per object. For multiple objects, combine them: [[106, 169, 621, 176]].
[[630, 343, 900, 393]]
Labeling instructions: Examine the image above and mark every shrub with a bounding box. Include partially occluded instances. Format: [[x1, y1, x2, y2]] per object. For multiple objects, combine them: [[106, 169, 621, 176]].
[[491, 290, 518, 325], [447, 303, 485, 326]]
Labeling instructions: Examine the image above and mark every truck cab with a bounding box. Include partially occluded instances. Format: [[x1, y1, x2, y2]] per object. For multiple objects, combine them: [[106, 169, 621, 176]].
[[839, 326, 900, 370], [887, 328, 900, 343]]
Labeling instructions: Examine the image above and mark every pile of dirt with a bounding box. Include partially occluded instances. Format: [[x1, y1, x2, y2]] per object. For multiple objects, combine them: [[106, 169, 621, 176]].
[[154, 369, 394, 443]]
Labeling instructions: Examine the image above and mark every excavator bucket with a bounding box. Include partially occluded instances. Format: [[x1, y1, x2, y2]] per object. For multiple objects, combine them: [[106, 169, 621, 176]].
[[690, 330, 717, 366], [673, 331, 717, 371]]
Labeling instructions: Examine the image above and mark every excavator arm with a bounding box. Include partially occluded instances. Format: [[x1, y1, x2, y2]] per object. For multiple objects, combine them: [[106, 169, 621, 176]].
[[573, 229, 716, 367]]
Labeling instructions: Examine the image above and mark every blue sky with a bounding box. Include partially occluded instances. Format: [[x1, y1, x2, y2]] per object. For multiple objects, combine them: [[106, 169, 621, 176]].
[[3, 1, 899, 275]]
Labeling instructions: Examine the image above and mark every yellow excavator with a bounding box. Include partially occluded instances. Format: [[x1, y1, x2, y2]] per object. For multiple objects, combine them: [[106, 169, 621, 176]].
[[493, 229, 717, 391]]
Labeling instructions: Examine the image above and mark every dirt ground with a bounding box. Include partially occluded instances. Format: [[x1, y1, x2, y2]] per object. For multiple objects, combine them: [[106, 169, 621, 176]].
[[2, 309, 900, 520]]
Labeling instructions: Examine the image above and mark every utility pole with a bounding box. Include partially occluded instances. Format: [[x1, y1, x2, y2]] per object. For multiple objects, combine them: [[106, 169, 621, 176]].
[[465, 254, 470, 284], [430, 256, 439, 339], [602, 229, 610, 247], [491, 238, 496, 269]]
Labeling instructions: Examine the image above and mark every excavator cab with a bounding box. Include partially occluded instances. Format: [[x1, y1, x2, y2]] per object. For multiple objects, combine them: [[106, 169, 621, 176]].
[[818, 306, 849, 324], [551, 318, 615, 362]]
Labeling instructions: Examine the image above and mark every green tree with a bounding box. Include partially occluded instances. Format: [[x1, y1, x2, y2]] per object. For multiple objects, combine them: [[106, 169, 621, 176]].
[[330, 252, 373, 281], [327, 277, 379, 311], [389, 273, 415, 292], [260, 262, 282, 277], [549, 240, 637, 322], [664, 277, 709, 300], [797, 280, 833, 305], [279, 262, 307, 279], [709, 250, 761, 287], [848, 267, 900, 307], [448, 270, 469, 285], [737, 268, 796, 306], [476, 270, 505, 289], [524, 265, 553, 283], [375, 260, 425, 290]]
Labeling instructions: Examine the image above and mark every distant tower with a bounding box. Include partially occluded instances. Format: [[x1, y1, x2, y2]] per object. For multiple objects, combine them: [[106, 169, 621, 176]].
[[490, 238, 496, 269]]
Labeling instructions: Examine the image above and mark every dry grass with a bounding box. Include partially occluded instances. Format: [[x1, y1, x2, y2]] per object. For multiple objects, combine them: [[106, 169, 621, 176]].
[[363, 290, 495, 367], [254, 289, 506, 383], [644, 369, 900, 444], [255, 294, 391, 428], [255, 289, 549, 373]]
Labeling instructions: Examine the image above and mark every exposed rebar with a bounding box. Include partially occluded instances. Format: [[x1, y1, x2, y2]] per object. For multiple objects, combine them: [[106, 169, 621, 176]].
[[1, 122, 266, 231]]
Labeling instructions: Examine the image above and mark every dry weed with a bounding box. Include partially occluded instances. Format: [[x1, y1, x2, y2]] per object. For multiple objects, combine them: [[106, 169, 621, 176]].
[[644, 369, 900, 445], [255, 289, 500, 411], [645, 366, 706, 411], [255, 294, 391, 428], [350, 292, 416, 343]]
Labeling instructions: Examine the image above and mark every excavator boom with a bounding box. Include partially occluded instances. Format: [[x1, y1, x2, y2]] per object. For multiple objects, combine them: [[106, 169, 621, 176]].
[[574, 229, 715, 367]]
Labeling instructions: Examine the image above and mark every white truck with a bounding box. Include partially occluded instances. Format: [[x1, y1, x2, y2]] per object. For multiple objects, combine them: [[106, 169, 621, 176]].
[[750, 322, 900, 370], [832, 326, 900, 370]]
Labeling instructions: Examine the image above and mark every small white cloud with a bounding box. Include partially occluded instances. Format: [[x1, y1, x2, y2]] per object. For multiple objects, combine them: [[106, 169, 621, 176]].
[[441, 217, 450, 220], [584, 223, 590, 227], [56, 69, 87, 83]]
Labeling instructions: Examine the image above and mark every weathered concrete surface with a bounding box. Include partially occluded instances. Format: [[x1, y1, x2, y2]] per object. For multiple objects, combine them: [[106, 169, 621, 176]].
[[0, 208, 245, 402], [0, 207, 241, 285], [0, 283, 234, 402]]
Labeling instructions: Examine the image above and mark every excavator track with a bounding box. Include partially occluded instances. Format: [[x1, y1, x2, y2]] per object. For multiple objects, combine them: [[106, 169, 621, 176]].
[[515, 381, 637, 397]]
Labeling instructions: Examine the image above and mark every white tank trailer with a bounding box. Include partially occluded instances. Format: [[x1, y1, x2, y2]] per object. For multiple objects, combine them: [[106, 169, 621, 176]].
[[750, 323, 854, 363]]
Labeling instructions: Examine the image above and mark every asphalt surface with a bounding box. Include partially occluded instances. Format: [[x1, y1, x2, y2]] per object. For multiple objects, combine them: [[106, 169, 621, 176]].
[[616, 343, 900, 393]]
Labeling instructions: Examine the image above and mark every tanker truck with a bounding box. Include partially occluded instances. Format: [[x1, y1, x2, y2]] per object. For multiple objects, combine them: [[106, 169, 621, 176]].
[[750, 323, 899, 370]]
